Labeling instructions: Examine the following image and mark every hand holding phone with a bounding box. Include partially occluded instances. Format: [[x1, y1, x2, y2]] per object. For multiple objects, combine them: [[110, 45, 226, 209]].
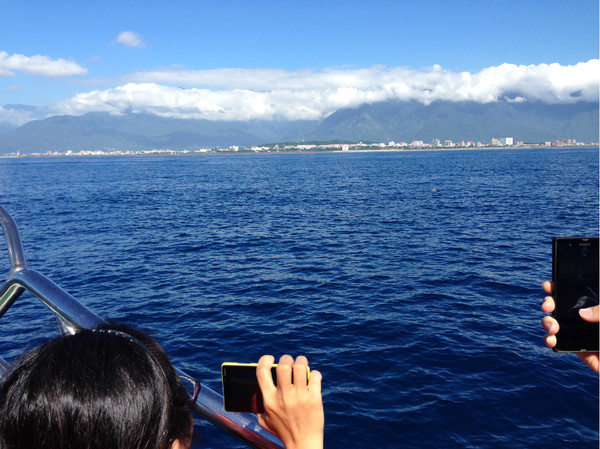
[[551, 237, 599, 352], [221, 357, 314, 413], [256, 355, 324, 449]]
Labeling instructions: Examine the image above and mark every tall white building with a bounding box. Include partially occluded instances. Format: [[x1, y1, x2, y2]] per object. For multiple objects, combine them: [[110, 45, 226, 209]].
[[500, 137, 514, 146]]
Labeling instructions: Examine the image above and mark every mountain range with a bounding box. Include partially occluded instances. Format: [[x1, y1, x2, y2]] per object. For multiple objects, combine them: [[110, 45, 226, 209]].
[[0, 100, 597, 154]]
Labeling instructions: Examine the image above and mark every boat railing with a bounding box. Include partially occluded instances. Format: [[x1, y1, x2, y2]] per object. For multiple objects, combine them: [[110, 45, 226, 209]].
[[0, 206, 283, 449]]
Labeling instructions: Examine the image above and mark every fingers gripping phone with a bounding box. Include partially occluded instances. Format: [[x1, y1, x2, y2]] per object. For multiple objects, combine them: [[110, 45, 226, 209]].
[[552, 237, 599, 352], [221, 362, 310, 413]]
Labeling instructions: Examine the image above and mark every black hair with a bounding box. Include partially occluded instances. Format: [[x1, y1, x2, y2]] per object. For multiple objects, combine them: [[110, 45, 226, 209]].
[[0, 323, 194, 449]]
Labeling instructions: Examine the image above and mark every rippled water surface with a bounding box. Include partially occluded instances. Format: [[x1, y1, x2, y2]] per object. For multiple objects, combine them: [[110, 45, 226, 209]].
[[0, 148, 598, 448]]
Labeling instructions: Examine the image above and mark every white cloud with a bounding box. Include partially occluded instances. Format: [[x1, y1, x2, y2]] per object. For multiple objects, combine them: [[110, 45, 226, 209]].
[[0, 105, 45, 127], [0, 51, 88, 77], [52, 59, 600, 121], [116, 31, 144, 48]]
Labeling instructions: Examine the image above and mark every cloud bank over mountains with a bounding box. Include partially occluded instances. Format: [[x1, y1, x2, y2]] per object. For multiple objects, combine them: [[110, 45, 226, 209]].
[[1, 56, 598, 127]]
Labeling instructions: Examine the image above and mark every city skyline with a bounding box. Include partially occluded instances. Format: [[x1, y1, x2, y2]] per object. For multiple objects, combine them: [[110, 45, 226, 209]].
[[6, 136, 596, 158]]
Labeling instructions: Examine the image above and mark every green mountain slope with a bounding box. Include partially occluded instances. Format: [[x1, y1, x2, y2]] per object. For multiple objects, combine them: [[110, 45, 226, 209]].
[[303, 101, 599, 143], [0, 101, 597, 154]]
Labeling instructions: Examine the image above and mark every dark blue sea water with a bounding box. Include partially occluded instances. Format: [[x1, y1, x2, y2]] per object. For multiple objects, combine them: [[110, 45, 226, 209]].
[[0, 147, 598, 449]]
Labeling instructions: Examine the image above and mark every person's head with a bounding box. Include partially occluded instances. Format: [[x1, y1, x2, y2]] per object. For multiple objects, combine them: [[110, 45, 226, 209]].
[[0, 323, 195, 449]]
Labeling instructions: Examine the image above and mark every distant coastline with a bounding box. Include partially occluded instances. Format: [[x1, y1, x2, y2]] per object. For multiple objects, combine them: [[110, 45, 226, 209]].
[[1, 102, 598, 156], [1, 140, 598, 158]]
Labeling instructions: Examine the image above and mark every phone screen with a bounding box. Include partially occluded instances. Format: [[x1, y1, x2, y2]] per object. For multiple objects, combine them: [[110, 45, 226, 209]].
[[552, 237, 599, 352], [221, 363, 277, 413]]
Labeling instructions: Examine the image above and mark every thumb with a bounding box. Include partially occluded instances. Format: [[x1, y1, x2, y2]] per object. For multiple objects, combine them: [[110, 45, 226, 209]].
[[579, 305, 600, 323]]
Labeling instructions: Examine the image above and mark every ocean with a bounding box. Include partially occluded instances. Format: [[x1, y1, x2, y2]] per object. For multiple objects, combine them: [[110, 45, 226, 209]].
[[0, 147, 598, 448]]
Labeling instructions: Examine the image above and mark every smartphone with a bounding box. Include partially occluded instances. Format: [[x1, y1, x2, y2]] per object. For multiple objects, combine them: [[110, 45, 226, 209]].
[[221, 362, 310, 413], [552, 237, 599, 352], [221, 363, 275, 413]]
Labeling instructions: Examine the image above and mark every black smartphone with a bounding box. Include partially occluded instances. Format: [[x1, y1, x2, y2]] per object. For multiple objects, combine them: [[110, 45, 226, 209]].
[[552, 237, 599, 352], [221, 363, 277, 413]]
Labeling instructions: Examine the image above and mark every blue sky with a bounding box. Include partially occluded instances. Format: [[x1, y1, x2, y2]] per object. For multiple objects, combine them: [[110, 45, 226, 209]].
[[0, 0, 598, 125]]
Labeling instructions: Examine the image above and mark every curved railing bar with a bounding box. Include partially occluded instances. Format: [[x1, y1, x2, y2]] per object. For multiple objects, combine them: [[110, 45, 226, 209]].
[[0, 206, 283, 449], [0, 270, 104, 329], [0, 206, 27, 275]]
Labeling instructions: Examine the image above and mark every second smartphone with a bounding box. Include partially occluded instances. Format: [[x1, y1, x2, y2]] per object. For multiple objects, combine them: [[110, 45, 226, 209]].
[[552, 237, 599, 352]]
